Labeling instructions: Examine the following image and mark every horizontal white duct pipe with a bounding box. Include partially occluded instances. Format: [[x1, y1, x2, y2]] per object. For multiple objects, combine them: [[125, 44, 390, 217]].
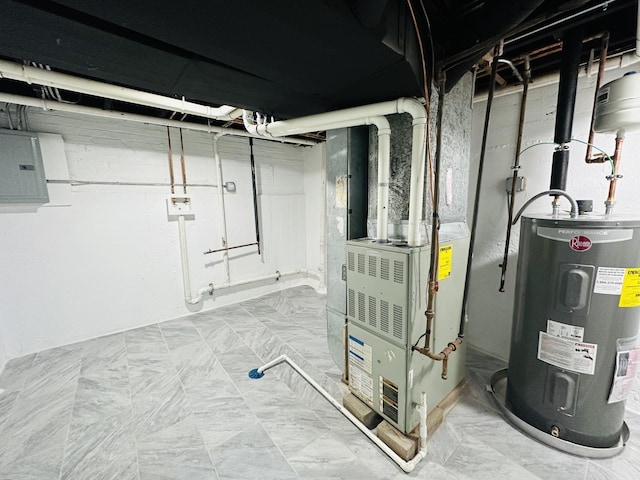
[[0, 93, 317, 146], [0, 59, 240, 120], [245, 97, 428, 245], [253, 354, 427, 473]]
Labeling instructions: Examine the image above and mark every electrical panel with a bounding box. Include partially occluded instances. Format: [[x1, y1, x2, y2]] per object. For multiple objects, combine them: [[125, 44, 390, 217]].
[[346, 223, 470, 434], [0, 129, 48, 203]]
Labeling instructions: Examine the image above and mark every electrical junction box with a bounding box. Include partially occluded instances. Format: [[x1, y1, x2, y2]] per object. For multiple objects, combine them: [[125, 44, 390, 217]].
[[0, 129, 49, 203], [166, 194, 193, 217], [505, 176, 526, 193], [346, 222, 470, 434]]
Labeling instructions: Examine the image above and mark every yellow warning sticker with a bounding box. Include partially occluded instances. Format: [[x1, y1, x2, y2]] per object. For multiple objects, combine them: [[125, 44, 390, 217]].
[[439, 244, 453, 280], [619, 268, 640, 308]]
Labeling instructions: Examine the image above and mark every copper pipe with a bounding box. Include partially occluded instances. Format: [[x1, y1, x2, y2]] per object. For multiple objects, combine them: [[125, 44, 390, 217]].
[[585, 33, 610, 163], [179, 128, 187, 194], [500, 55, 531, 293], [606, 133, 624, 212], [413, 338, 463, 380], [166, 127, 175, 195]]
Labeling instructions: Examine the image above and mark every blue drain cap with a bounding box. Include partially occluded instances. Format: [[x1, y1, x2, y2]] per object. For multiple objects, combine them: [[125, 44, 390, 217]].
[[248, 368, 264, 379]]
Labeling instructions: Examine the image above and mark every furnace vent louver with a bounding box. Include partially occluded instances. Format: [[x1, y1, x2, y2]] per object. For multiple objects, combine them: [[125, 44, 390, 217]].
[[345, 243, 410, 346], [348, 289, 355, 318], [369, 296, 377, 328], [393, 305, 403, 339], [380, 300, 389, 333], [394, 261, 404, 284], [369, 256, 377, 277], [358, 292, 365, 323], [381, 258, 390, 280]]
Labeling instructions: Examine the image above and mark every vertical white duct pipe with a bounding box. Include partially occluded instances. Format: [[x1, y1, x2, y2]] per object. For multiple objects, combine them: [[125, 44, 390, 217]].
[[397, 99, 428, 247], [213, 134, 231, 283], [371, 118, 392, 242], [244, 98, 428, 244]]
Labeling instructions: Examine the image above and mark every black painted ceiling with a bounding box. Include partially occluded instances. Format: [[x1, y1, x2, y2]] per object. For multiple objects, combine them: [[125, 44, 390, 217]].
[[0, 0, 637, 121]]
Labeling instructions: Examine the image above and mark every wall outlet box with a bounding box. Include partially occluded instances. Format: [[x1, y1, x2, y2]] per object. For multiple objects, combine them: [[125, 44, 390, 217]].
[[167, 194, 194, 217], [505, 176, 526, 193]]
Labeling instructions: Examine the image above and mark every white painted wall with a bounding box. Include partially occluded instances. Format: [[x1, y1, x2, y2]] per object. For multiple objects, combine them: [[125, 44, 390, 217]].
[[0, 109, 324, 360], [467, 59, 640, 362]]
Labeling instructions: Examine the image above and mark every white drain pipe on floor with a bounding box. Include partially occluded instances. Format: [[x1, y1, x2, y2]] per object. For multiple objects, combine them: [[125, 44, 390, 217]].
[[254, 354, 427, 473], [243, 98, 427, 245]]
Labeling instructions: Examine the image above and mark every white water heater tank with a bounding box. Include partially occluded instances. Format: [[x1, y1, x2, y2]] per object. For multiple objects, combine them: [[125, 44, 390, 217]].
[[594, 71, 640, 133]]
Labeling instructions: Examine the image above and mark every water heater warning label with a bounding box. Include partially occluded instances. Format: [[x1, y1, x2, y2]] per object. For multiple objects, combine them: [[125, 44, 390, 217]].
[[594, 267, 625, 295], [538, 332, 598, 375], [620, 269, 640, 308], [438, 244, 453, 280]]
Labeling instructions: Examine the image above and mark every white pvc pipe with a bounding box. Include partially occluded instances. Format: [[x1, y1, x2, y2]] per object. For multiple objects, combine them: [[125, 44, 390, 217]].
[[212, 135, 231, 283], [178, 215, 209, 305], [0, 93, 317, 146], [0, 60, 240, 121], [371, 117, 391, 242], [256, 354, 427, 473], [245, 98, 428, 244], [182, 269, 312, 305]]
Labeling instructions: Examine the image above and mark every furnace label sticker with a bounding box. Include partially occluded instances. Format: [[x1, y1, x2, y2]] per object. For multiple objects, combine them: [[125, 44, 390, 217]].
[[348, 335, 374, 405], [348, 335, 372, 373], [538, 332, 598, 375], [349, 367, 374, 406], [438, 244, 453, 280], [608, 348, 640, 404], [619, 268, 640, 308], [594, 267, 625, 295], [546, 319, 584, 342]]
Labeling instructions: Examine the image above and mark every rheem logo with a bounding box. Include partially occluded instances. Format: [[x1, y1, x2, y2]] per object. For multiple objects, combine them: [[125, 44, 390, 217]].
[[569, 235, 592, 252]]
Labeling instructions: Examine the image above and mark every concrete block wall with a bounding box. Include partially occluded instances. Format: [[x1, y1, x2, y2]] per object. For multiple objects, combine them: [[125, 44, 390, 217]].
[[0, 108, 324, 360]]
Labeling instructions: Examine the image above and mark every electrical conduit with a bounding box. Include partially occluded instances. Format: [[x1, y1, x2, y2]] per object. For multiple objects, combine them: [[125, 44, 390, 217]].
[[251, 354, 427, 473]]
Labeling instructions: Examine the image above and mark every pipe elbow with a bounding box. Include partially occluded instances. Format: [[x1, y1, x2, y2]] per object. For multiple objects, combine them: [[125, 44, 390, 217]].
[[396, 97, 427, 122], [242, 110, 259, 135], [365, 116, 391, 135]]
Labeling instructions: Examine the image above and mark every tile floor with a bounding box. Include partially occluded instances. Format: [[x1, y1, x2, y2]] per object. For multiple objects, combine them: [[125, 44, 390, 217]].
[[0, 285, 638, 479]]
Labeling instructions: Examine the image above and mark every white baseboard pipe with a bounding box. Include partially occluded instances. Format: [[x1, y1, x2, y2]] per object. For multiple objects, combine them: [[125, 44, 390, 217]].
[[212, 134, 231, 283], [244, 97, 427, 245], [0, 59, 240, 121], [255, 354, 427, 473], [0, 93, 317, 146], [184, 269, 313, 305]]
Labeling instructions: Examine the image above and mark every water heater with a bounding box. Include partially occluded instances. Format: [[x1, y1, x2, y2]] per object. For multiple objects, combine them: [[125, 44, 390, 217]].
[[506, 214, 640, 453]]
